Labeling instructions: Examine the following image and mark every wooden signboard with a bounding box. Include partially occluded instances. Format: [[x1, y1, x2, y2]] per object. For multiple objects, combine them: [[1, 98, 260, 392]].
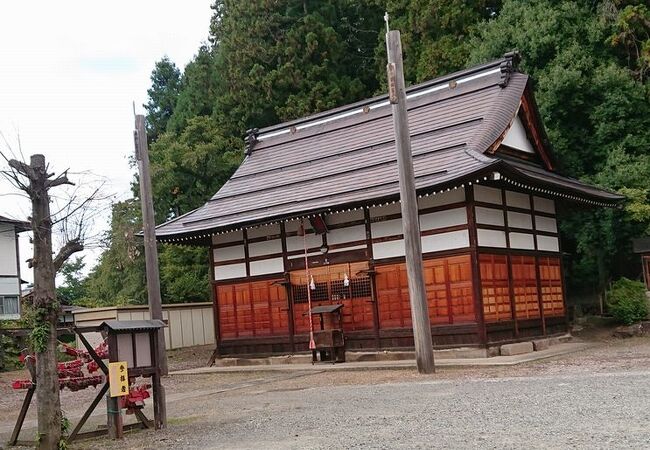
[[108, 361, 129, 397]]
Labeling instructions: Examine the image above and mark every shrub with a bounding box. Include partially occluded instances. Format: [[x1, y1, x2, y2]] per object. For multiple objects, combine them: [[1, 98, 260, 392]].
[[606, 277, 648, 325]]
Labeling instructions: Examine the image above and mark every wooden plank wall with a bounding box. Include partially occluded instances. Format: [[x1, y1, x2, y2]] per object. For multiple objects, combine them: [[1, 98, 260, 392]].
[[211, 184, 569, 352], [73, 303, 214, 350]]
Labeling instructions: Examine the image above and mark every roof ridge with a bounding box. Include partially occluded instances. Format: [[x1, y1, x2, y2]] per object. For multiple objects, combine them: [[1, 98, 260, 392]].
[[253, 56, 513, 144]]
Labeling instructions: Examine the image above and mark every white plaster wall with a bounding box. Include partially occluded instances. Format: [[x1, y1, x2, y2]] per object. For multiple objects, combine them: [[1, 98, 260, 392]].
[[327, 225, 366, 245], [249, 257, 284, 276], [421, 230, 469, 253], [505, 191, 530, 209], [418, 187, 465, 209], [286, 233, 322, 252], [371, 218, 403, 239], [509, 232, 535, 250], [369, 202, 401, 218], [247, 223, 280, 239], [475, 207, 505, 226], [537, 235, 560, 252], [0, 224, 17, 275], [502, 116, 535, 153], [473, 185, 502, 204], [248, 239, 282, 257], [419, 207, 467, 231], [214, 263, 246, 280], [213, 245, 245, 262], [325, 209, 364, 225], [373, 239, 405, 259], [534, 196, 556, 214], [507, 211, 533, 229], [535, 216, 558, 233], [212, 230, 243, 245], [477, 229, 507, 248]]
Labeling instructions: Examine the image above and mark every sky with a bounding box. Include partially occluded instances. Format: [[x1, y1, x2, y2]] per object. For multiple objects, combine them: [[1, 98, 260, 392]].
[[0, 1, 214, 284]]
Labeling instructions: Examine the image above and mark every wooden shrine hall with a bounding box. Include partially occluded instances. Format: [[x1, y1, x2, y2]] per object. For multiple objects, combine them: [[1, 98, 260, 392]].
[[154, 53, 623, 356]]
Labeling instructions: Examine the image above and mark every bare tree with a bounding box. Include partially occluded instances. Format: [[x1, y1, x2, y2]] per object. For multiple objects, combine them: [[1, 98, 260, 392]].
[[1, 146, 106, 449]]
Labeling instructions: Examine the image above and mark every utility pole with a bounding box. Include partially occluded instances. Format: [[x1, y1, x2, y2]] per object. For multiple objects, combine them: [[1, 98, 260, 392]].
[[385, 20, 435, 374], [134, 115, 169, 384]]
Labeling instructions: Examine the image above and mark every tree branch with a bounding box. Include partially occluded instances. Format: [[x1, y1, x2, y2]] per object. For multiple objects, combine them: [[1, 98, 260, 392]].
[[53, 239, 84, 273], [8, 158, 37, 180], [45, 170, 75, 189]]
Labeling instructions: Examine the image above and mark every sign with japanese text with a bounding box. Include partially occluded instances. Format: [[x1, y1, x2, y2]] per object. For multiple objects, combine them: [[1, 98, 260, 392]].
[[108, 361, 129, 397]]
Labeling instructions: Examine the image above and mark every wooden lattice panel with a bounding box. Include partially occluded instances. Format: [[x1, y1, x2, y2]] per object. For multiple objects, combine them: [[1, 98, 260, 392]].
[[539, 256, 565, 317], [375, 254, 475, 329], [216, 279, 289, 339], [480, 254, 512, 322], [511, 255, 540, 319], [290, 261, 374, 333]]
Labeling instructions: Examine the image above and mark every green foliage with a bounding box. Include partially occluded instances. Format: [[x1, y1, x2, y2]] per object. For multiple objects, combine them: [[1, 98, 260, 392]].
[[468, 0, 650, 295], [82, 200, 147, 306], [602, 0, 650, 82], [79, 0, 649, 309], [149, 116, 242, 220], [378, 0, 500, 84], [606, 277, 648, 324], [30, 322, 50, 353], [159, 245, 209, 302], [0, 320, 23, 371], [145, 56, 182, 141], [210, 0, 383, 132], [58, 413, 71, 450], [56, 257, 87, 305]]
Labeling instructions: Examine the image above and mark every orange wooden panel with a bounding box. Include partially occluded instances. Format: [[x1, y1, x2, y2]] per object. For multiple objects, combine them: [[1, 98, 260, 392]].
[[290, 261, 373, 333], [539, 257, 565, 317], [480, 254, 512, 322], [217, 279, 289, 339], [511, 255, 540, 320], [376, 254, 475, 330]]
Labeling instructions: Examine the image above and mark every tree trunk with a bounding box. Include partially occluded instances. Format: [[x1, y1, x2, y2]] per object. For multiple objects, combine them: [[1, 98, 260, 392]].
[[30, 154, 62, 449]]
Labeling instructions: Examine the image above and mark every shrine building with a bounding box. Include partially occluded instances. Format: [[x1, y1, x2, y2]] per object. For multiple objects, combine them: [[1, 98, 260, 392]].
[[154, 53, 623, 356]]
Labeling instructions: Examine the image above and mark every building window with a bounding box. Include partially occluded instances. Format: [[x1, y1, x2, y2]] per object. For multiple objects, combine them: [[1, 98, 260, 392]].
[[0, 296, 20, 316], [290, 262, 371, 304]]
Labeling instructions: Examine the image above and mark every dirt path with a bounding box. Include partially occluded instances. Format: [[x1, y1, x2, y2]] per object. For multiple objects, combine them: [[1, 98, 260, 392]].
[[2, 331, 649, 449]]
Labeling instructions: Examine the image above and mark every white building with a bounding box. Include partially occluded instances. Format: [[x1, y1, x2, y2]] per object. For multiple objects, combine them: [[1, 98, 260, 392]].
[[0, 215, 29, 320]]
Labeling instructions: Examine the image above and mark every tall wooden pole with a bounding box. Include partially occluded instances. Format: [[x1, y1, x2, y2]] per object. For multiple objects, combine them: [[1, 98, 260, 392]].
[[134, 115, 168, 377], [386, 27, 435, 374]]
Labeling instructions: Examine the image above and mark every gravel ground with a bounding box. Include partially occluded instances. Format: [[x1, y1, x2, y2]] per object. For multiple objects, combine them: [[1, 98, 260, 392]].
[[2, 328, 649, 449]]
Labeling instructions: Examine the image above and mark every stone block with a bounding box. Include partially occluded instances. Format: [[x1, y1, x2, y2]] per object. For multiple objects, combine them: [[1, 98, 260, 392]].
[[532, 339, 550, 351], [487, 346, 500, 358], [500, 342, 534, 356]]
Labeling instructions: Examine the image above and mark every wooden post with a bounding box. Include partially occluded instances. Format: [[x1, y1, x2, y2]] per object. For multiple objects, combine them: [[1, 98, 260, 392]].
[[385, 27, 435, 374], [106, 395, 123, 440], [134, 115, 168, 376]]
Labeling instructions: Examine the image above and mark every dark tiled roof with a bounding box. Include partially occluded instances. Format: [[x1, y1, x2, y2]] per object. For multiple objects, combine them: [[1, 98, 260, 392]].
[[155, 56, 623, 241]]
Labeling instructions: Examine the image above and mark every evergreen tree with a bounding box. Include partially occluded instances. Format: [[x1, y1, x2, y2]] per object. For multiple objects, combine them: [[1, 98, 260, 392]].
[[210, 0, 383, 132], [83, 200, 147, 306], [56, 257, 87, 305], [376, 0, 501, 85], [467, 0, 650, 296], [144, 56, 182, 141]]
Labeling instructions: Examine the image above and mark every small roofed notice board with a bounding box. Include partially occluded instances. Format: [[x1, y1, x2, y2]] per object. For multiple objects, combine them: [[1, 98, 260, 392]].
[[108, 361, 129, 397]]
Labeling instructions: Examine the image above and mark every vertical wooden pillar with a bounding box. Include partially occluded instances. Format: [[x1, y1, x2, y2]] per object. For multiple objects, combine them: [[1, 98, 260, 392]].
[[364, 207, 381, 348], [386, 29, 434, 374], [280, 222, 296, 352], [106, 334, 123, 439], [208, 242, 221, 363], [151, 329, 166, 430], [466, 185, 487, 346], [502, 189, 518, 339], [530, 194, 546, 335], [134, 115, 168, 376]]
